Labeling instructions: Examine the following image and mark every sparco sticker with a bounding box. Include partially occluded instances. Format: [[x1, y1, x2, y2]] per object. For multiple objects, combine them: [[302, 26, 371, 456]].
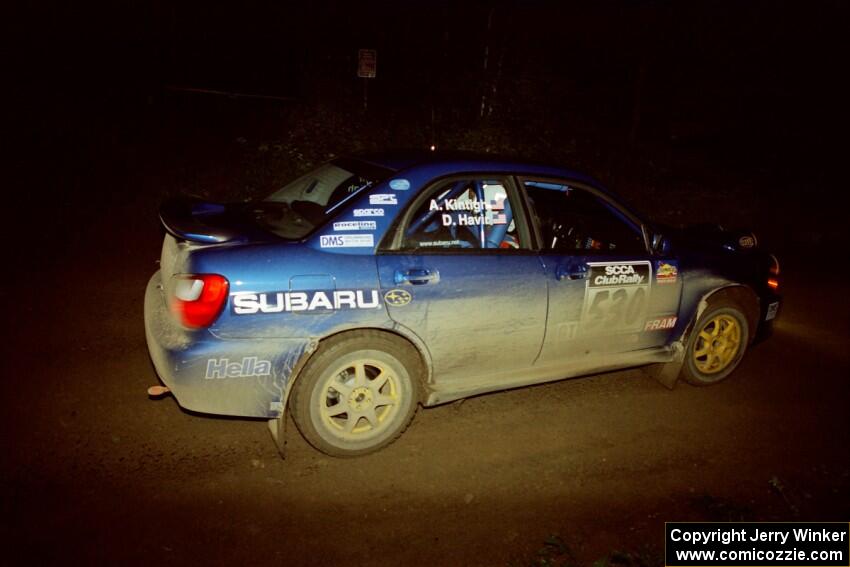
[[369, 194, 397, 205], [320, 234, 375, 248], [353, 208, 384, 217], [232, 289, 381, 314], [333, 220, 377, 231], [581, 261, 651, 335]]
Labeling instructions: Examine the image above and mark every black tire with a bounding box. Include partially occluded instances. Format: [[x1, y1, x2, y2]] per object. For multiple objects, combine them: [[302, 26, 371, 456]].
[[681, 300, 750, 386], [290, 331, 421, 457]]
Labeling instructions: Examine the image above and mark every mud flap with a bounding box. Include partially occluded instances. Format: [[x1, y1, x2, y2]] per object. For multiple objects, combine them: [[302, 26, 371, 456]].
[[641, 342, 685, 389], [268, 416, 287, 458]]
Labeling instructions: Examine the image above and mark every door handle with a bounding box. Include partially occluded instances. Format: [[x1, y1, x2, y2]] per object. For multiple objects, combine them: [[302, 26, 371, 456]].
[[394, 268, 440, 285], [556, 264, 587, 281]]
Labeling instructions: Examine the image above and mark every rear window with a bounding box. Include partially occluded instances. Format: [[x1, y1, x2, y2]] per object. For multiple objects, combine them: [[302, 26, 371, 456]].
[[255, 161, 388, 239]]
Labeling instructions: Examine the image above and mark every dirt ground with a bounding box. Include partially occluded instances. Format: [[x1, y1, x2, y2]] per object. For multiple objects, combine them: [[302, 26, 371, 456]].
[[1, 205, 848, 566]]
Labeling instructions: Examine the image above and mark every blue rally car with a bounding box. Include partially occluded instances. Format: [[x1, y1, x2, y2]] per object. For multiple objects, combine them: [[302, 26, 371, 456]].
[[145, 152, 781, 457]]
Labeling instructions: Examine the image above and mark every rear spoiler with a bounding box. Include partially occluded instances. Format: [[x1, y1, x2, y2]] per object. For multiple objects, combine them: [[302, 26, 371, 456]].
[[159, 197, 245, 244]]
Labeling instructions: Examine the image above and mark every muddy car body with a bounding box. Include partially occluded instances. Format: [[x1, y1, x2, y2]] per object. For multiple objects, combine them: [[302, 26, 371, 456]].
[[144, 152, 782, 456]]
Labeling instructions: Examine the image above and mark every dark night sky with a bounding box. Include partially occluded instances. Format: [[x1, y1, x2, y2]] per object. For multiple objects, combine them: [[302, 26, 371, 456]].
[[8, 0, 847, 207]]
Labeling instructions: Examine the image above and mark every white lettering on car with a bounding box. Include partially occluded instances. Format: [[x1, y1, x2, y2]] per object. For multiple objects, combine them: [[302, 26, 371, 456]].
[[231, 290, 382, 315]]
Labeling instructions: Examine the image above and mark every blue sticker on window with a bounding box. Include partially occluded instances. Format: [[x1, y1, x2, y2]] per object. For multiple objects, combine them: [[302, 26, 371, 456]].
[[389, 179, 410, 191]]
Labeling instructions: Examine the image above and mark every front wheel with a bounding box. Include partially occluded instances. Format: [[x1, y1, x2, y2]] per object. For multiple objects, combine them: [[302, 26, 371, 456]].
[[682, 301, 750, 386], [290, 332, 420, 457]]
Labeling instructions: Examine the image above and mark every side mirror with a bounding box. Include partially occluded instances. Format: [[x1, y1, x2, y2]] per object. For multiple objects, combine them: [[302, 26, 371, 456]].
[[651, 233, 670, 254]]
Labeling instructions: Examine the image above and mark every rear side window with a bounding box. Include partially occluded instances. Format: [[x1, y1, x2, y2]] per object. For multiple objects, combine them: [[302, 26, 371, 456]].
[[402, 178, 523, 250], [523, 180, 645, 254]]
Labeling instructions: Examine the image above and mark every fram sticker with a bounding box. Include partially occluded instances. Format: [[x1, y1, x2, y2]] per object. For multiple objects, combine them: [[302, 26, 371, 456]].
[[644, 316, 677, 331], [232, 289, 381, 314], [333, 220, 376, 231], [205, 357, 271, 379], [389, 178, 410, 191], [353, 208, 384, 217], [369, 194, 397, 205], [655, 261, 678, 285], [320, 234, 375, 248]]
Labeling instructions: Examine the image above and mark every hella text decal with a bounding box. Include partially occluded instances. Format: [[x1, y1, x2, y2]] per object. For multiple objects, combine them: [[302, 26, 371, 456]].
[[206, 357, 272, 379], [231, 289, 381, 314]]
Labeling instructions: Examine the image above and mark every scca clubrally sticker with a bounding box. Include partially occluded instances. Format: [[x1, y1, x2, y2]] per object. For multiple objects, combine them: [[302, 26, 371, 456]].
[[581, 261, 651, 335]]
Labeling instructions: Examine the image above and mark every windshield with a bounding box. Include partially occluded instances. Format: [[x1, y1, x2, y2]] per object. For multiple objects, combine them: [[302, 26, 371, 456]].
[[254, 162, 381, 239]]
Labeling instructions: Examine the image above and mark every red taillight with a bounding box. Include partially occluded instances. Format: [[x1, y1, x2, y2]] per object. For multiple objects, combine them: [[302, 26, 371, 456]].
[[169, 274, 229, 328], [767, 278, 779, 290]]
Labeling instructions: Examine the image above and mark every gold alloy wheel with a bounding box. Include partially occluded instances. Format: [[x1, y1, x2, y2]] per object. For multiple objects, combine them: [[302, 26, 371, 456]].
[[692, 314, 742, 374], [319, 360, 399, 440]]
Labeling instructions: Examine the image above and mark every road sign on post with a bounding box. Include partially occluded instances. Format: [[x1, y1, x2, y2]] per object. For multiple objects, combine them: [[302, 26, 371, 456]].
[[358, 49, 377, 78], [358, 49, 376, 111]]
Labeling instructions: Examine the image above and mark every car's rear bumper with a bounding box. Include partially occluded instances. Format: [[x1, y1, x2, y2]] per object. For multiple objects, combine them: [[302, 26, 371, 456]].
[[144, 271, 313, 418]]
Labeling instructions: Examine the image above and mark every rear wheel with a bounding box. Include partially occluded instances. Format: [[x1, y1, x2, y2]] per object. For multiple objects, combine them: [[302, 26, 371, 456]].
[[290, 332, 420, 457], [682, 301, 750, 386]]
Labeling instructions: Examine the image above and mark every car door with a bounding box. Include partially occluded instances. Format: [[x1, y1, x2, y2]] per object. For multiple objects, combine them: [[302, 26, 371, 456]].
[[520, 178, 683, 364], [376, 176, 547, 385]]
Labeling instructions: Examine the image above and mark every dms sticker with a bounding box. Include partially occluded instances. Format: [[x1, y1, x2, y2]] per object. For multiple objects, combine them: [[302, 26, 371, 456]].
[[333, 220, 376, 231], [384, 289, 412, 306], [644, 315, 677, 331], [320, 234, 375, 248], [369, 194, 397, 205], [205, 357, 271, 379], [389, 178, 410, 191], [232, 289, 381, 314], [353, 208, 384, 217], [655, 261, 678, 285]]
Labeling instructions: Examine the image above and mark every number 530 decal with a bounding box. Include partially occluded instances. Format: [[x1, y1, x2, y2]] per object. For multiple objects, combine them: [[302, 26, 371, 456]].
[[581, 261, 651, 334]]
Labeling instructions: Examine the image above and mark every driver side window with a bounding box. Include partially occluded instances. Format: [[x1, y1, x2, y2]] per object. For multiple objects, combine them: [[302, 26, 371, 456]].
[[402, 178, 523, 250], [523, 180, 645, 254]]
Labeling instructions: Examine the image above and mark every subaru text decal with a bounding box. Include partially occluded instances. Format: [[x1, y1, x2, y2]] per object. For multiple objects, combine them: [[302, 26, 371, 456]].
[[231, 290, 381, 314]]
